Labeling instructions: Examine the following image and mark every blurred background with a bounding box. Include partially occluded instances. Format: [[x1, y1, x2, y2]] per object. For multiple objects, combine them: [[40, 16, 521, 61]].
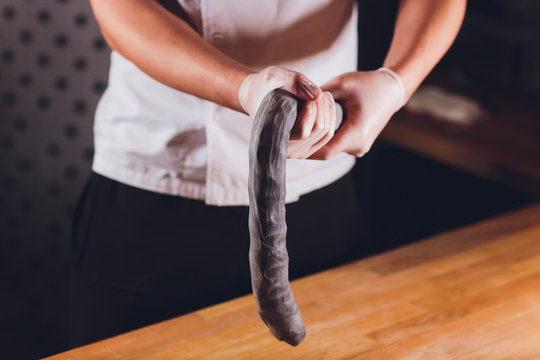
[[1, 0, 539, 358]]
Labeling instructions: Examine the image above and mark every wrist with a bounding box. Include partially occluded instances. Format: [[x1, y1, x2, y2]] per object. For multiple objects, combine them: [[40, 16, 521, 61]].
[[237, 72, 256, 115], [200, 64, 253, 113], [380, 61, 426, 104], [377, 67, 405, 107], [376, 67, 406, 110]]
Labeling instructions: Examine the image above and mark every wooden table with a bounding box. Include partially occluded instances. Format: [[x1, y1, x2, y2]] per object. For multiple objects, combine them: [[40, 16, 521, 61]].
[[47, 204, 540, 359]]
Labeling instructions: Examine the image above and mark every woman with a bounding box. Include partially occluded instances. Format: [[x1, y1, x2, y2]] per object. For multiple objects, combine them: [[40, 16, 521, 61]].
[[69, 0, 466, 348]]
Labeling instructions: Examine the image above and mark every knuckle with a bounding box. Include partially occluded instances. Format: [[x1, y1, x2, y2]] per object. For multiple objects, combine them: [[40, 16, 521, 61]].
[[317, 148, 335, 160], [304, 102, 315, 116], [300, 107, 315, 125], [298, 130, 310, 140], [266, 65, 279, 74], [321, 151, 335, 160], [320, 136, 332, 148], [300, 131, 310, 140], [313, 121, 325, 132], [323, 91, 334, 105], [326, 128, 335, 139], [263, 66, 283, 81], [296, 125, 310, 140], [354, 145, 371, 157], [354, 151, 366, 158]]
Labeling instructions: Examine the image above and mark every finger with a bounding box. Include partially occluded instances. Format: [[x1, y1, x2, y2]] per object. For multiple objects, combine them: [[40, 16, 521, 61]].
[[320, 75, 343, 93], [320, 73, 354, 101], [305, 95, 329, 144], [289, 100, 316, 140], [301, 92, 336, 158], [287, 99, 319, 158], [288, 135, 323, 158], [287, 96, 327, 158], [293, 94, 332, 159]]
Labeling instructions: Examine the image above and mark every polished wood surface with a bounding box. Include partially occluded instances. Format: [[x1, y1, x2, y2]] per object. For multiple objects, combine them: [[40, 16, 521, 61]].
[[381, 86, 540, 196], [47, 204, 540, 359]]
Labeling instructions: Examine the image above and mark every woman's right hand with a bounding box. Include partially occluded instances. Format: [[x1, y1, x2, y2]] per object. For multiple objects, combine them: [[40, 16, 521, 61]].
[[238, 66, 338, 159]]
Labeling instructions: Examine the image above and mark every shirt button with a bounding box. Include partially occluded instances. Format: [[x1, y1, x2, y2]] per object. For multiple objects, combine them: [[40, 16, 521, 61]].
[[212, 32, 224, 41]]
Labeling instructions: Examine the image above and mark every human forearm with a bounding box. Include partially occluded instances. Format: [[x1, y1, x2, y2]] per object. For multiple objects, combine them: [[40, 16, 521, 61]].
[[383, 0, 467, 101], [90, 0, 334, 153], [89, 0, 253, 111]]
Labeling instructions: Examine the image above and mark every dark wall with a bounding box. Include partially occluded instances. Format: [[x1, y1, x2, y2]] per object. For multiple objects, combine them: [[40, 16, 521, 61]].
[[356, 0, 398, 70], [0, 0, 109, 358], [352, 143, 537, 257]]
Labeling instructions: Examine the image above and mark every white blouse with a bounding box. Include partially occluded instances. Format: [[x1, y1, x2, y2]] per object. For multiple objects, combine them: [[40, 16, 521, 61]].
[[92, 0, 358, 206]]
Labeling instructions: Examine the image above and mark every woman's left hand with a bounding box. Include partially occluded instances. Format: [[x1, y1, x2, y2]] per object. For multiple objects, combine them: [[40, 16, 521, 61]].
[[308, 69, 405, 160]]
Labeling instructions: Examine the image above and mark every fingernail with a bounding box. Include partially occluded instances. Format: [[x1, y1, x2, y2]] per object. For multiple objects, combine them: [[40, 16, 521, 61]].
[[300, 80, 321, 99]]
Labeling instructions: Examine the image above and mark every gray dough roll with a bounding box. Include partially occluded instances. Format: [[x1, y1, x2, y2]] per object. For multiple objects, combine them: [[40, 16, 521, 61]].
[[248, 88, 343, 346], [248, 88, 305, 346]]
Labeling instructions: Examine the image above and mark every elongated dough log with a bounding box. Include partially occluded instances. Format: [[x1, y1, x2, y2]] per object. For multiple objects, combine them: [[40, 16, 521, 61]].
[[248, 89, 305, 346], [248, 88, 343, 346]]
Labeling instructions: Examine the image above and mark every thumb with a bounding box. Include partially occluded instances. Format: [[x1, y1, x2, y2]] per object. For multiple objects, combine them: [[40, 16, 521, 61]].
[[321, 75, 350, 100]]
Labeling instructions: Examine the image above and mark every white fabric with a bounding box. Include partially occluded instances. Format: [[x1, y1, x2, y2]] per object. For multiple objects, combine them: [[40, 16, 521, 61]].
[[92, 0, 358, 206]]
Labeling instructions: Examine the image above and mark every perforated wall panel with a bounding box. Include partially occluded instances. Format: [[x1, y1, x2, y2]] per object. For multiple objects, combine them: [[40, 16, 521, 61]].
[[0, 0, 110, 357]]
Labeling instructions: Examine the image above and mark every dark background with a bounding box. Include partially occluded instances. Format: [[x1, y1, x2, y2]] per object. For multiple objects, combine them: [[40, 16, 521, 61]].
[[1, 0, 539, 358]]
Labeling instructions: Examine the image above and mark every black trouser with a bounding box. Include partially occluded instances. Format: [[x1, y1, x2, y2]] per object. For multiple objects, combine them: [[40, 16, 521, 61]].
[[68, 171, 364, 349]]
